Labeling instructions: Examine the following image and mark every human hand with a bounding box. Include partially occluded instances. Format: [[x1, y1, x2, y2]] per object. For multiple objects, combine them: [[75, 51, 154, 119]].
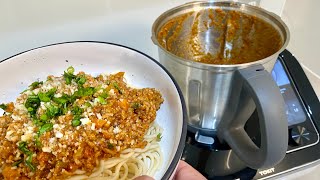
[[134, 160, 206, 180]]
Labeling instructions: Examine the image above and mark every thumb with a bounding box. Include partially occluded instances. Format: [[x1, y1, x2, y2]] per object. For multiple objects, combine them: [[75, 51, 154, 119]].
[[134, 175, 155, 180]]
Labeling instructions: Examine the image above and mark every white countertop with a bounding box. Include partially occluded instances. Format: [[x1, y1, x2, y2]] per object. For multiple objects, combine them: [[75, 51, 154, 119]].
[[0, 0, 319, 179]]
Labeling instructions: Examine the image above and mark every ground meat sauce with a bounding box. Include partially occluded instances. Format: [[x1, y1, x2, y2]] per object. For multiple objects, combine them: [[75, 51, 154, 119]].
[[0, 68, 163, 179], [157, 8, 283, 64]]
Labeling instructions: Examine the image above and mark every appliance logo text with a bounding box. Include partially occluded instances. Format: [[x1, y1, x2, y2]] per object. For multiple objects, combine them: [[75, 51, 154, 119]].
[[259, 168, 275, 176]]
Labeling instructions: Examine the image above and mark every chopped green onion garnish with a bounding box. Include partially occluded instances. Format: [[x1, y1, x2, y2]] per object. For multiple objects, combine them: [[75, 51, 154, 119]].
[[71, 106, 83, 116], [107, 142, 114, 149], [131, 102, 140, 110], [25, 154, 36, 172], [29, 81, 43, 90], [20, 89, 28, 94], [96, 96, 107, 105], [113, 82, 122, 94], [63, 72, 75, 85], [71, 116, 81, 127], [67, 66, 75, 74], [75, 75, 86, 87], [38, 123, 53, 135], [100, 92, 108, 99], [61, 103, 69, 115], [18, 141, 32, 156], [53, 94, 70, 105], [46, 104, 60, 119], [38, 88, 56, 102], [72, 87, 94, 100], [34, 135, 42, 148], [63, 67, 76, 85], [40, 114, 48, 121], [156, 133, 162, 142], [38, 92, 50, 102], [25, 96, 40, 117], [85, 102, 92, 107], [32, 118, 44, 127], [17, 142, 36, 171], [0, 103, 7, 110], [12, 159, 23, 167]]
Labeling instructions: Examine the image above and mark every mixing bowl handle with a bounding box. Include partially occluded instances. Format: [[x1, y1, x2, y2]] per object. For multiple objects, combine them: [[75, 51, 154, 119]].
[[218, 64, 288, 169]]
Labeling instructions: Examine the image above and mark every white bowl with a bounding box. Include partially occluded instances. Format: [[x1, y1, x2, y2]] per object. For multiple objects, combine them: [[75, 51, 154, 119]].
[[0, 41, 187, 180]]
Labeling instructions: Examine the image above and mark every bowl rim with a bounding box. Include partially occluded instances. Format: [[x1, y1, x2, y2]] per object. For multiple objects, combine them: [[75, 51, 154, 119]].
[[0, 41, 188, 180]]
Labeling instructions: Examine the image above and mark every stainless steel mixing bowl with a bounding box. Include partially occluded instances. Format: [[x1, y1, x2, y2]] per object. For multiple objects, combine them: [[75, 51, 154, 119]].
[[152, 1, 289, 170]]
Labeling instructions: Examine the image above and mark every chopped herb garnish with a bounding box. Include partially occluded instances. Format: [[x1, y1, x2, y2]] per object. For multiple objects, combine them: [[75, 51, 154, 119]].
[[83, 88, 95, 96], [53, 94, 70, 105], [96, 96, 107, 105], [25, 95, 40, 117], [61, 103, 69, 115], [45, 104, 60, 119], [71, 106, 83, 127], [25, 154, 36, 172], [71, 116, 81, 127], [40, 114, 48, 121], [113, 82, 122, 94], [63, 66, 76, 85], [38, 93, 50, 102], [85, 102, 92, 107], [32, 118, 45, 127], [32, 118, 44, 127], [78, 77, 86, 84], [27, 107, 34, 112], [38, 88, 56, 102], [100, 92, 108, 99], [72, 106, 83, 116], [0, 103, 7, 110], [18, 142, 33, 156], [94, 86, 102, 93], [72, 87, 95, 101], [12, 159, 23, 167], [131, 102, 140, 110], [34, 135, 42, 148], [156, 133, 162, 142], [20, 89, 28, 94], [75, 75, 86, 87], [38, 123, 53, 135], [29, 81, 43, 90], [67, 66, 75, 74], [107, 142, 114, 149], [63, 72, 75, 85], [17, 142, 36, 171]]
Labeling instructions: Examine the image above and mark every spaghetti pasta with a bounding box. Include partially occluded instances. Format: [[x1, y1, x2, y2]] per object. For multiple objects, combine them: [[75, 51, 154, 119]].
[[69, 123, 163, 180]]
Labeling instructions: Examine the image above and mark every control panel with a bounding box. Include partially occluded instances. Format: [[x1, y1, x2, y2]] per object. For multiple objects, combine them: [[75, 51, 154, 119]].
[[272, 59, 319, 152]]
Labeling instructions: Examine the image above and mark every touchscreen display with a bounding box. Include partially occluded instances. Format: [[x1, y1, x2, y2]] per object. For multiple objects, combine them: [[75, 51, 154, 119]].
[[272, 60, 307, 126]]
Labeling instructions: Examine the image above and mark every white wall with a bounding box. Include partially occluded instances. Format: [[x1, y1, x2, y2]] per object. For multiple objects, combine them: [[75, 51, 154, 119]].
[[281, 0, 320, 77], [1, 0, 319, 77]]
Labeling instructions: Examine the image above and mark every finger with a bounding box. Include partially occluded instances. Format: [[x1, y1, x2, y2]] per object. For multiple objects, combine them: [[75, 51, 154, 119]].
[[133, 175, 155, 180], [174, 160, 207, 180]]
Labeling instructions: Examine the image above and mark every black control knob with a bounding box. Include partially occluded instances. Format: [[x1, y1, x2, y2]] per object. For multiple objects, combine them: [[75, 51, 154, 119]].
[[291, 126, 310, 145]]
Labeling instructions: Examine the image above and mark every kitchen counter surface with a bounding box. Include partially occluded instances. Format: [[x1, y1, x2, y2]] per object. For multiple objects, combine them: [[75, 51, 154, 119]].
[[0, 0, 319, 179]]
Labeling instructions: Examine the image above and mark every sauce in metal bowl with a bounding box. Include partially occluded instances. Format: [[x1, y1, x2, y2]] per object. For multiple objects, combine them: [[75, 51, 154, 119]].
[[157, 8, 283, 65]]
